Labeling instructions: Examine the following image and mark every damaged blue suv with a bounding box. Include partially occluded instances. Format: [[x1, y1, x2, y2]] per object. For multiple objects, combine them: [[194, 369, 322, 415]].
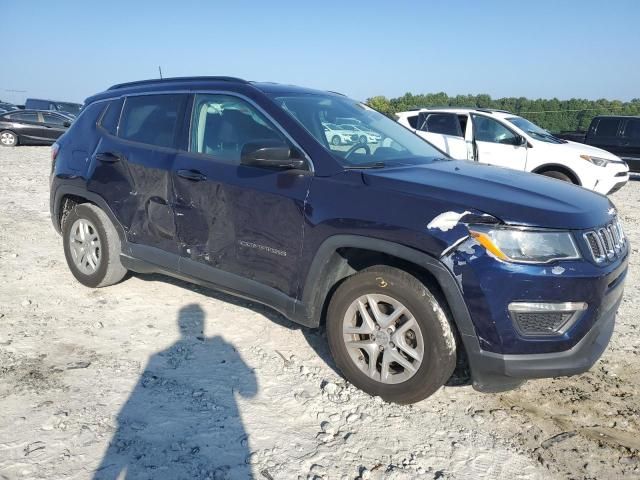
[[50, 77, 628, 404]]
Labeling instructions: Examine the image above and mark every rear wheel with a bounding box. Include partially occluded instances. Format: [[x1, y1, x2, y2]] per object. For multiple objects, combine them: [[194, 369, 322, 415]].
[[62, 203, 127, 288], [326, 266, 457, 404], [0, 131, 17, 147], [540, 170, 573, 184]]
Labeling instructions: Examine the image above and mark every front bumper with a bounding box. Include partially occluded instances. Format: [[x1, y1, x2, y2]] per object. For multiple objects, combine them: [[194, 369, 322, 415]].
[[593, 167, 629, 195], [442, 232, 628, 392], [468, 273, 623, 392]]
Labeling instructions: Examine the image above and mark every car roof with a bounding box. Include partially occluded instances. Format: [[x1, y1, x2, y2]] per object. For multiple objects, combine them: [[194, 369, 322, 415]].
[[86, 76, 339, 104]]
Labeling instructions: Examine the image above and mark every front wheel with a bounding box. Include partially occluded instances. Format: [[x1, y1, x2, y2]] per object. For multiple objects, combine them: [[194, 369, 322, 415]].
[[540, 170, 574, 183], [326, 266, 457, 404], [0, 130, 18, 147], [62, 203, 127, 288]]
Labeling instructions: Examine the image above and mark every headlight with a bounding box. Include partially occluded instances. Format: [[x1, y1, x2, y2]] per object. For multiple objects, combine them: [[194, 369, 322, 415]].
[[467, 225, 581, 263], [580, 154, 610, 167]]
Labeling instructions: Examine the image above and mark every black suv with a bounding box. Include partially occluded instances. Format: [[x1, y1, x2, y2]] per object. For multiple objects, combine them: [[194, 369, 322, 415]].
[[50, 77, 628, 404], [585, 116, 640, 172]]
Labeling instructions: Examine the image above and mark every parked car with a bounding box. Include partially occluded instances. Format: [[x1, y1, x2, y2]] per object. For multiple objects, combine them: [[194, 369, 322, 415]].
[[0, 102, 19, 114], [322, 122, 359, 145], [24, 98, 83, 118], [50, 77, 627, 404], [582, 116, 640, 173], [396, 108, 629, 195], [0, 110, 71, 146], [339, 124, 382, 144]]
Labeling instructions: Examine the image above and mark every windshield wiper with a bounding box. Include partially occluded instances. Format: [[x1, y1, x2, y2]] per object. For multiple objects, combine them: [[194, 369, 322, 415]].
[[343, 162, 386, 170]]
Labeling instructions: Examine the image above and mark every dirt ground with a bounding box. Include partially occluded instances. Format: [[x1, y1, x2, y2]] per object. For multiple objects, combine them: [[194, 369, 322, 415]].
[[0, 146, 638, 480]]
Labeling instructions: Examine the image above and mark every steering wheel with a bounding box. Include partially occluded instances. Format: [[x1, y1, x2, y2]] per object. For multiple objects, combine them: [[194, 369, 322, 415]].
[[344, 142, 371, 160]]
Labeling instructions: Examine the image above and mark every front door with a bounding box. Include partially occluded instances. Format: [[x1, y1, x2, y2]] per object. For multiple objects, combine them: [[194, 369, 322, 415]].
[[471, 114, 528, 170], [172, 93, 312, 298]]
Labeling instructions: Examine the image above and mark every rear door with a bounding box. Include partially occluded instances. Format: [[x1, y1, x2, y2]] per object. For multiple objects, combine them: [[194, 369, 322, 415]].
[[8, 111, 44, 142], [470, 114, 528, 170], [172, 93, 312, 298], [87, 94, 188, 268], [416, 112, 467, 159], [619, 118, 640, 172]]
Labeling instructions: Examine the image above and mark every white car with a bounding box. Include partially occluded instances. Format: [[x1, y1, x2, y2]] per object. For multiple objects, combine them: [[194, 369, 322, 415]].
[[322, 123, 359, 146], [396, 108, 629, 195], [338, 124, 382, 144]]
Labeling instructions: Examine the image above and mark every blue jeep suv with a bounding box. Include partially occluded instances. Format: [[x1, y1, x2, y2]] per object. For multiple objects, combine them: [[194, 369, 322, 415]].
[[50, 77, 628, 404]]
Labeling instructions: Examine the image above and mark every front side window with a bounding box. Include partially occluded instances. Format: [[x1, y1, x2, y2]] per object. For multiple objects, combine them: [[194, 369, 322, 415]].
[[119, 94, 185, 148], [190, 94, 286, 164], [472, 115, 519, 145], [53, 102, 82, 116], [270, 93, 445, 167], [422, 113, 462, 137], [42, 113, 67, 126]]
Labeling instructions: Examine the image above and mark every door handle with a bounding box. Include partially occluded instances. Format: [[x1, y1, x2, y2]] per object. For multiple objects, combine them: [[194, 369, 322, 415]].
[[177, 169, 207, 181], [96, 152, 122, 163]]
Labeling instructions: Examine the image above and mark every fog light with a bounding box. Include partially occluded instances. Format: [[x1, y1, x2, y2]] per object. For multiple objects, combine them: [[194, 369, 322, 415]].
[[508, 302, 587, 337]]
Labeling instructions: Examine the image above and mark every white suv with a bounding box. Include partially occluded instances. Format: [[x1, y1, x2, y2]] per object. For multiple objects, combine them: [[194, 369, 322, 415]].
[[396, 108, 629, 195]]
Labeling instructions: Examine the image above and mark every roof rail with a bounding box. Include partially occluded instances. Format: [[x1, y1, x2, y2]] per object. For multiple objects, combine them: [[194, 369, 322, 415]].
[[107, 76, 249, 91], [476, 108, 512, 114]]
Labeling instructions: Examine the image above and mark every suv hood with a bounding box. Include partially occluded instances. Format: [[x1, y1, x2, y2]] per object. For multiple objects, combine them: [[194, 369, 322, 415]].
[[541, 139, 622, 161], [361, 160, 615, 230]]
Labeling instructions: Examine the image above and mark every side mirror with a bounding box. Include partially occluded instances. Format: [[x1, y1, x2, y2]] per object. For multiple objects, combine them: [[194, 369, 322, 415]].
[[516, 135, 527, 146], [240, 140, 306, 170], [63, 121, 71, 128]]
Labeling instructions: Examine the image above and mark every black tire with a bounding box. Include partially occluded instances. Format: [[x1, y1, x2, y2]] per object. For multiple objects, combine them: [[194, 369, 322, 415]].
[[540, 170, 573, 183], [331, 135, 341, 146], [326, 266, 457, 404], [359, 135, 367, 144], [62, 203, 127, 288], [0, 130, 18, 147]]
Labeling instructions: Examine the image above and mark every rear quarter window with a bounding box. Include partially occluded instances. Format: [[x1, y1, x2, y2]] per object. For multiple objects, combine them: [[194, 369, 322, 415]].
[[406, 114, 419, 129], [99, 98, 124, 136]]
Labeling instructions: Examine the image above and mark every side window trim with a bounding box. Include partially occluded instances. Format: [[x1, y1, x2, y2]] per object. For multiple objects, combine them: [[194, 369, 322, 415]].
[[185, 90, 314, 172]]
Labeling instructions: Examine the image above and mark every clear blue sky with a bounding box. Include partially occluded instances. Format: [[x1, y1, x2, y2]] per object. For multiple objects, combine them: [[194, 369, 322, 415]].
[[3, 0, 639, 104]]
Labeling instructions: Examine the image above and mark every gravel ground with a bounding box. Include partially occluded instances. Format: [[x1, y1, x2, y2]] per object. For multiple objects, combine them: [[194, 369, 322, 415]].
[[0, 146, 638, 480]]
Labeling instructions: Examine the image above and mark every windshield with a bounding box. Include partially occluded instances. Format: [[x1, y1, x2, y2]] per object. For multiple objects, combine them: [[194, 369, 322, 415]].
[[506, 116, 564, 144], [269, 93, 446, 167], [54, 102, 82, 116]]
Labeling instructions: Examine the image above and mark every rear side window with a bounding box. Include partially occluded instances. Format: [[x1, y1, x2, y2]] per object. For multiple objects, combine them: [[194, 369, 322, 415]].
[[423, 113, 462, 137], [99, 98, 124, 135], [12, 112, 38, 122], [119, 94, 185, 148], [623, 119, 640, 140], [593, 118, 620, 137]]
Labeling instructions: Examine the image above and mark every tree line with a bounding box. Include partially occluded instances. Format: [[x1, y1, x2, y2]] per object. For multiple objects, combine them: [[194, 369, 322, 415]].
[[366, 93, 640, 133]]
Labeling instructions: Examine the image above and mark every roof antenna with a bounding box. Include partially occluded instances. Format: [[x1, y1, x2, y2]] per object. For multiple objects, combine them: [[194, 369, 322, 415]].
[[158, 66, 163, 79]]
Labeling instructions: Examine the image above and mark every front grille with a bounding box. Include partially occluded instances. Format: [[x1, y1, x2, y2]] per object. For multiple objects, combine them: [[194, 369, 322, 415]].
[[584, 218, 626, 264], [512, 311, 573, 336]]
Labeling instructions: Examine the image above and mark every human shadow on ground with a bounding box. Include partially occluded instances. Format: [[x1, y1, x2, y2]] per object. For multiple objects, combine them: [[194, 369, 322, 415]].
[[94, 304, 257, 479]]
